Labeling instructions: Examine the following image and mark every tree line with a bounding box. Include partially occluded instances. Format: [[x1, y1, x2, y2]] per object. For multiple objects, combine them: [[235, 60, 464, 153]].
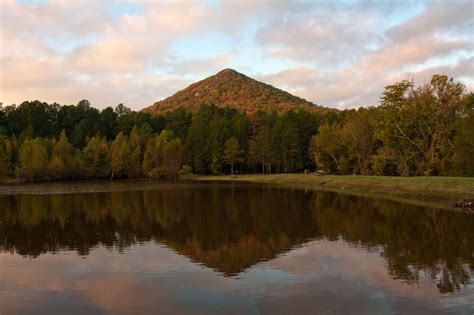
[[0, 74, 472, 182]]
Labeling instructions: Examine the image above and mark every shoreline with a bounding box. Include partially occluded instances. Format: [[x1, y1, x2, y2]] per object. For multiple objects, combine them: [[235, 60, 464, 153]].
[[2, 174, 473, 210], [193, 174, 474, 210]]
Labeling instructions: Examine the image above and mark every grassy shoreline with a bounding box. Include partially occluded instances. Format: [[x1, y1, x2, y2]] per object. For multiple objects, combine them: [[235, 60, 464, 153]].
[[194, 174, 474, 210], [2, 174, 473, 210]]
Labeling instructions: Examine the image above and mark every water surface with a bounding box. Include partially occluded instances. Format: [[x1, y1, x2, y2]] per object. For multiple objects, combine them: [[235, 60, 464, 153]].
[[1, 181, 473, 314]]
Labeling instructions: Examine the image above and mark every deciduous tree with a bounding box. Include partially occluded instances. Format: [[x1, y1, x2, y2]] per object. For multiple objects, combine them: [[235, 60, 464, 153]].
[[224, 137, 243, 175], [17, 138, 49, 182]]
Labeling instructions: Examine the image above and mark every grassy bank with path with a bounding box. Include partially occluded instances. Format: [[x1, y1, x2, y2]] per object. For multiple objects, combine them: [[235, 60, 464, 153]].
[[194, 174, 474, 210]]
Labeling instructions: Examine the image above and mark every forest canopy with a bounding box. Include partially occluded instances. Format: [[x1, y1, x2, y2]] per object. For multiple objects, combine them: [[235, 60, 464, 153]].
[[0, 74, 472, 182]]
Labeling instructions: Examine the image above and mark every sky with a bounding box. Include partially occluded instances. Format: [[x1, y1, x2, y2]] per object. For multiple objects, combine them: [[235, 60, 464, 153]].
[[0, 0, 473, 110]]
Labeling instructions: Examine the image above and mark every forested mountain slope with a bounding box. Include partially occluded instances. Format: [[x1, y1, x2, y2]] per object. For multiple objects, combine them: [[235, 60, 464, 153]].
[[142, 69, 328, 115]]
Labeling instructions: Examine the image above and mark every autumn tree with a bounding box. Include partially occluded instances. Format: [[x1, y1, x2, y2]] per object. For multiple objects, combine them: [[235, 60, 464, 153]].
[[109, 132, 129, 179], [309, 123, 345, 174], [83, 135, 110, 178], [376, 75, 465, 176], [126, 127, 142, 177], [143, 130, 172, 176], [17, 138, 49, 182], [49, 130, 74, 179], [452, 93, 474, 176], [0, 133, 13, 178], [143, 130, 183, 179], [1, 73, 471, 179], [341, 108, 379, 175]]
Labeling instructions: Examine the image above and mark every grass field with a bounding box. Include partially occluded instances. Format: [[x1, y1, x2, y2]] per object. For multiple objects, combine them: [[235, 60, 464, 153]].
[[195, 174, 474, 210]]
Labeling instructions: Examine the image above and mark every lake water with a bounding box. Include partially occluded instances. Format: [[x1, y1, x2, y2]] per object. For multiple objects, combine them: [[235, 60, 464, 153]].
[[0, 180, 473, 314]]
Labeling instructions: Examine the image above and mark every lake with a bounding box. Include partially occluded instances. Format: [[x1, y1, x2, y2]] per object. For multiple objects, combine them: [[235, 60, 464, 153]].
[[0, 180, 473, 314]]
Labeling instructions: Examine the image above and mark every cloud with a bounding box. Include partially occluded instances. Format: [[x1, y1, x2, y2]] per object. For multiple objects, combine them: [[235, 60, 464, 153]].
[[0, 0, 472, 109], [0, 52, 191, 107], [0, 0, 207, 107], [404, 56, 474, 90], [256, 6, 383, 65], [167, 54, 234, 76], [387, 1, 474, 42], [0, 0, 108, 51], [258, 67, 323, 91], [2, 237, 463, 314], [260, 37, 470, 108], [254, 1, 472, 108]]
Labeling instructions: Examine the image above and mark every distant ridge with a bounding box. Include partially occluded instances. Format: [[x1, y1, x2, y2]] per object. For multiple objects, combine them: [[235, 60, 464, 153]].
[[142, 68, 328, 115]]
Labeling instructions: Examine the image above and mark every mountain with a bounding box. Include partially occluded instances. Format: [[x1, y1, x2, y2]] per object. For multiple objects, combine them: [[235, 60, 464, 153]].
[[142, 68, 327, 115]]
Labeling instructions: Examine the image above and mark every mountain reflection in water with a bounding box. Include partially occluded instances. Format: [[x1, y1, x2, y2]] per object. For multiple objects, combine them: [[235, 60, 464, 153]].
[[1, 182, 472, 296]]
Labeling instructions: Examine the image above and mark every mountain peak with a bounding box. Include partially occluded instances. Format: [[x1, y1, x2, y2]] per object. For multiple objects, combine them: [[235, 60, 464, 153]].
[[217, 68, 239, 75], [142, 69, 328, 115], [213, 68, 246, 80]]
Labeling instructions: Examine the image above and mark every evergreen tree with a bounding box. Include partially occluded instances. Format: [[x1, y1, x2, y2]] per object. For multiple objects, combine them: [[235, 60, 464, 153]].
[[99, 107, 118, 140], [255, 126, 275, 174], [208, 115, 230, 174], [186, 105, 228, 173], [164, 108, 192, 141], [0, 73, 471, 179], [223, 137, 242, 175], [163, 138, 184, 179], [273, 115, 301, 173], [230, 111, 251, 154], [287, 110, 320, 170], [247, 139, 259, 173]]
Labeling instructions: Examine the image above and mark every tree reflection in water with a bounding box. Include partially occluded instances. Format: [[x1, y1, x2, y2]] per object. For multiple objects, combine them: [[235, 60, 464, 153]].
[[0, 183, 472, 293]]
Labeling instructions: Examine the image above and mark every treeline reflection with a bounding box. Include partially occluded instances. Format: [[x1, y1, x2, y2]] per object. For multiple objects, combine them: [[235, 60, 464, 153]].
[[0, 185, 472, 293]]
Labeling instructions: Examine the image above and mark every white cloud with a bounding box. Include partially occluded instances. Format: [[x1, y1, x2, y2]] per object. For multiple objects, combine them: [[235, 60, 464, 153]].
[[0, 0, 472, 110], [256, 7, 383, 65], [254, 2, 473, 108], [386, 1, 474, 42]]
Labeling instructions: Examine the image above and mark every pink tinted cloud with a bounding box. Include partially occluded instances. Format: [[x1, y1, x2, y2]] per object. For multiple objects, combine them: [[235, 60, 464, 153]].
[[260, 36, 470, 108], [387, 1, 473, 42], [0, 0, 472, 109]]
